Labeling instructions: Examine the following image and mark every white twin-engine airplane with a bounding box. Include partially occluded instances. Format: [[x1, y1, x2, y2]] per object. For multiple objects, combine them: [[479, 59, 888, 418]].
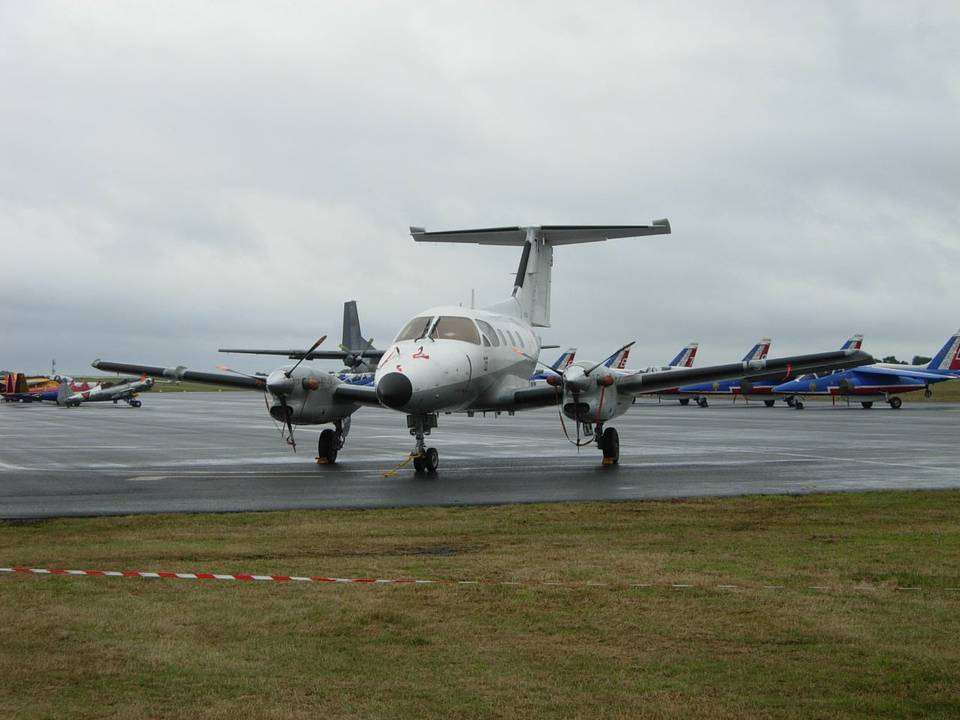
[[93, 222, 873, 472]]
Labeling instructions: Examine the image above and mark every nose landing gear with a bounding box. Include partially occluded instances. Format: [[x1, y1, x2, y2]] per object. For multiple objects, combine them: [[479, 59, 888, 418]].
[[409, 413, 439, 474]]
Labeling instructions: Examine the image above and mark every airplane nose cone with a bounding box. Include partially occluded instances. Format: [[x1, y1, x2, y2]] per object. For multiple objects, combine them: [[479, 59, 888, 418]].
[[377, 372, 413, 409]]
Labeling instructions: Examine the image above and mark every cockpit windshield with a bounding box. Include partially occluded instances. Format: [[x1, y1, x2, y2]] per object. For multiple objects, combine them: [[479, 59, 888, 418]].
[[430, 316, 481, 344], [395, 316, 435, 343]]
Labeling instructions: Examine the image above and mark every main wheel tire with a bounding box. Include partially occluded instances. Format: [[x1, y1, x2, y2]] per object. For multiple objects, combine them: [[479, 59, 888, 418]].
[[889, 396, 902, 409], [679, 398, 690, 406], [423, 447, 439, 473], [130, 399, 142, 408], [412, 455, 425, 473], [861, 401, 873, 409], [786, 396, 795, 407], [317, 428, 338, 464], [601, 427, 620, 464], [697, 397, 709, 408], [794, 400, 805, 409], [764, 399, 775, 407]]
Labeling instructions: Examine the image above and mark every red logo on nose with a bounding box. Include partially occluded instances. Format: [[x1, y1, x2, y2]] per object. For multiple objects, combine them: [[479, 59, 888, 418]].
[[412, 346, 430, 360]]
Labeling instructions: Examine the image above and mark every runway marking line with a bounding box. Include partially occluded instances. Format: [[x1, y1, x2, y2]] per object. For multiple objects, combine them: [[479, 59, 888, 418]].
[[1, 567, 956, 594]]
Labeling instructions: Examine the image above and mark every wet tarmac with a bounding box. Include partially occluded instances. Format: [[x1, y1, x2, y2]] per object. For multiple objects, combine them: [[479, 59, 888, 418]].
[[1, 393, 958, 519]]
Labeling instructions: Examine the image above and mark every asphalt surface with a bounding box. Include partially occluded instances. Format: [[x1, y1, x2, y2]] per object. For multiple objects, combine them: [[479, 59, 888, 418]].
[[1, 393, 958, 519]]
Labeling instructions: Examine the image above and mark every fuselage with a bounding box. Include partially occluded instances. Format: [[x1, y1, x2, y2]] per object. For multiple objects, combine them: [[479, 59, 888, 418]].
[[374, 303, 539, 414], [773, 366, 957, 398]]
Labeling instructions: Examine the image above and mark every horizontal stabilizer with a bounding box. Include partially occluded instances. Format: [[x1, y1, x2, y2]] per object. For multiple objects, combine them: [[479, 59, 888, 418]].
[[410, 221, 670, 246]]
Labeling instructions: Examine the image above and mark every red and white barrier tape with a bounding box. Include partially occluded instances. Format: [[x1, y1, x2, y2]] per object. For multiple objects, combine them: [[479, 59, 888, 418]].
[[1, 567, 956, 592]]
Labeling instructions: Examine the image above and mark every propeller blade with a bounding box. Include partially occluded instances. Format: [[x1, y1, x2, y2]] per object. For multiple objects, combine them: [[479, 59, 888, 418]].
[[285, 335, 327, 377]]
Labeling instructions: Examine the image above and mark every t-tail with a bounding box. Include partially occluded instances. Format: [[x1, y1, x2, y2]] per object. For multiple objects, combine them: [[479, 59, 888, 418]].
[[926, 329, 960, 373], [410, 220, 671, 327], [668, 342, 698, 368], [742, 338, 771, 362], [840, 334, 864, 351]]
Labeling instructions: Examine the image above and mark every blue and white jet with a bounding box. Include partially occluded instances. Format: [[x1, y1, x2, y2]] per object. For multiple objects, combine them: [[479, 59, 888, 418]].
[[773, 329, 960, 409]]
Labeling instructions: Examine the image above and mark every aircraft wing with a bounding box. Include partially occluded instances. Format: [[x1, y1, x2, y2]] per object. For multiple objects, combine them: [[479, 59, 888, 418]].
[[616, 350, 874, 396], [91, 360, 265, 390], [332, 383, 381, 406], [218, 348, 385, 361]]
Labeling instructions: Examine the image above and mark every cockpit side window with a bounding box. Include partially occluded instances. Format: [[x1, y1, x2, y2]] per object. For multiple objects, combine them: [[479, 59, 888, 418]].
[[476, 320, 499, 347], [395, 316, 434, 342], [430, 316, 481, 344], [496, 329, 507, 346]]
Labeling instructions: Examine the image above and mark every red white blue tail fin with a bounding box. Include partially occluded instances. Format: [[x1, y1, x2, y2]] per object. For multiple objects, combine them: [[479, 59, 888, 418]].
[[840, 334, 864, 351], [926, 329, 960, 372], [668, 342, 698, 368], [550, 348, 577, 371], [742, 338, 771, 362], [602, 345, 631, 369]]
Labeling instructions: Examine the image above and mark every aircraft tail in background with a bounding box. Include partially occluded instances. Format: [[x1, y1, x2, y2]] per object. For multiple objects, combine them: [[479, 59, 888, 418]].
[[550, 348, 577, 371], [602, 345, 631, 370], [840, 334, 864, 351], [742, 338, 771, 362], [926, 329, 960, 372], [668, 342, 698, 368]]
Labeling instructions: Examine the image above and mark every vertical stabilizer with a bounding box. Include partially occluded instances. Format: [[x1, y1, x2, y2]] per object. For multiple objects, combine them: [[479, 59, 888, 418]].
[[926, 329, 960, 372], [742, 338, 771, 362], [840, 334, 864, 351], [341, 301, 364, 352], [668, 342, 699, 368]]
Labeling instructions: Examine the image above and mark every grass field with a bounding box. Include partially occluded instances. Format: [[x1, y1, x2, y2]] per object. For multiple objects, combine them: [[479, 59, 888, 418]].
[[2, 492, 959, 718]]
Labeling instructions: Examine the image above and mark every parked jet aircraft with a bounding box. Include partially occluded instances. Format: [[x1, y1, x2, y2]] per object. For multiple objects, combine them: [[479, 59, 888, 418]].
[[773, 330, 960, 409], [93, 221, 873, 471], [676, 336, 863, 407]]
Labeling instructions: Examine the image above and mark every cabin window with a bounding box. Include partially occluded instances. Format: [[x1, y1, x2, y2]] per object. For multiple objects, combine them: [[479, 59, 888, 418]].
[[496, 329, 507, 346], [476, 320, 499, 347], [430, 316, 481, 344], [395, 316, 435, 342]]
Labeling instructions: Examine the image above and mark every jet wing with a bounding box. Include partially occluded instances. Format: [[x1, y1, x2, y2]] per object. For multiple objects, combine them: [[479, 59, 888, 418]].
[[616, 350, 874, 396], [218, 348, 385, 361], [91, 360, 265, 390]]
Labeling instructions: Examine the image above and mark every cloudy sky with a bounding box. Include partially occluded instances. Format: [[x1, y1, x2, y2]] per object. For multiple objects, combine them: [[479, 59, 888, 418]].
[[2, 1, 958, 375]]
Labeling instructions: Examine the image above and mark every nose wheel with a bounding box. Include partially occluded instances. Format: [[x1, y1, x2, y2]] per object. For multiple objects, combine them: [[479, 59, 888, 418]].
[[413, 447, 439, 473]]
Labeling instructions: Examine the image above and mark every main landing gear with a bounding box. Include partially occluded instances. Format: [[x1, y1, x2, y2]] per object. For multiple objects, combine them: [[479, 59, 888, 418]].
[[888, 396, 902, 409], [597, 425, 620, 465], [409, 413, 439, 474], [697, 397, 709, 408], [317, 417, 350, 464]]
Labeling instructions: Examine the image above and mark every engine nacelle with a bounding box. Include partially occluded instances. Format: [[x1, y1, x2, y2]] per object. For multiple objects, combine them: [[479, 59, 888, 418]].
[[268, 367, 359, 425], [560, 365, 626, 423]]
